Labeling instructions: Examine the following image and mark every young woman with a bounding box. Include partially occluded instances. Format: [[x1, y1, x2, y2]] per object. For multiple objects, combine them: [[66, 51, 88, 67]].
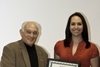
[[54, 12, 99, 67]]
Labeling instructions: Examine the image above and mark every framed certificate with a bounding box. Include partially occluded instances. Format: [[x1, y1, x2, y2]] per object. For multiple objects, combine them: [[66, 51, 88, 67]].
[[47, 58, 80, 67]]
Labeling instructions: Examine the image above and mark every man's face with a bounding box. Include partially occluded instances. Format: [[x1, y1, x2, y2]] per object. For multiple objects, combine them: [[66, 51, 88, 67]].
[[20, 23, 38, 46]]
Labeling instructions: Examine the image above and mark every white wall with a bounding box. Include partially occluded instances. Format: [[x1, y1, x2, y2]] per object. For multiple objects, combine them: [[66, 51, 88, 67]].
[[0, 0, 100, 59]]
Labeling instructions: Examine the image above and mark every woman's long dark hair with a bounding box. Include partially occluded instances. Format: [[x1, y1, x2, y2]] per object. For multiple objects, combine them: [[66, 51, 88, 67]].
[[64, 12, 90, 48]]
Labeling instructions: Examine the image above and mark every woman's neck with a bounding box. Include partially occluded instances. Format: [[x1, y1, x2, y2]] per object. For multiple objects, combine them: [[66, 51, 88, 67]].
[[72, 36, 83, 44]]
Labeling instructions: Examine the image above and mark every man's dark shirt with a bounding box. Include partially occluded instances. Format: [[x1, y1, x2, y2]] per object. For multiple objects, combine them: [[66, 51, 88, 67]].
[[24, 43, 38, 67]]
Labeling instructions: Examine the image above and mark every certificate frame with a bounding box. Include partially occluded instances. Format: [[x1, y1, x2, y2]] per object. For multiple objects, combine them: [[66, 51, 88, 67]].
[[47, 58, 80, 67]]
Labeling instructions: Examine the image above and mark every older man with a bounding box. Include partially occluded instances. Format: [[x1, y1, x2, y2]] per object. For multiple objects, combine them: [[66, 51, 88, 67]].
[[1, 21, 48, 67]]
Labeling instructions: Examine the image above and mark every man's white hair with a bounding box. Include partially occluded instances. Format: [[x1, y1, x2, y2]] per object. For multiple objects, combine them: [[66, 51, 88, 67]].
[[21, 21, 39, 32]]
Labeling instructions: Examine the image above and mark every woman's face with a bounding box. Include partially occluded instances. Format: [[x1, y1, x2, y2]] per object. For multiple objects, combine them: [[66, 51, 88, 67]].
[[70, 16, 83, 36]]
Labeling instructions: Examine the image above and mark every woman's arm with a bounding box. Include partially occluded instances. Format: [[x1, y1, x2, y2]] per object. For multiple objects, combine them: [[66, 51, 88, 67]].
[[90, 56, 99, 67], [54, 52, 60, 59]]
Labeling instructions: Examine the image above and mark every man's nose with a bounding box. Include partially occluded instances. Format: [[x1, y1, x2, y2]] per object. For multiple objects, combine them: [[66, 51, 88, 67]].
[[30, 33, 34, 37]]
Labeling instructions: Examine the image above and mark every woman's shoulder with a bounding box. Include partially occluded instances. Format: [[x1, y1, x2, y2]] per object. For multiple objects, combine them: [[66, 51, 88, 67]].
[[90, 42, 99, 48], [55, 39, 64, 45], [54, 39, 64, 47], [89, 42, 100, 57], [89, 42, 99, 53]]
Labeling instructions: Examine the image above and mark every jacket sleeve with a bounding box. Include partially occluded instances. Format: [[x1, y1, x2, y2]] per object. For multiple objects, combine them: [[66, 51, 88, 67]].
[[1, 46, 15, 67]]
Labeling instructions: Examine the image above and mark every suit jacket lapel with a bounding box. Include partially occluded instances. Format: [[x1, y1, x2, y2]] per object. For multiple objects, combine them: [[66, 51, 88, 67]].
[[35, 46, 45, 67], [19, 40, 31, 67]]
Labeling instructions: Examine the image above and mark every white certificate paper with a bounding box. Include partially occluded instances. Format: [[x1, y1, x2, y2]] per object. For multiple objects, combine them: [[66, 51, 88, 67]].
[[47, 58, 80, 67]]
